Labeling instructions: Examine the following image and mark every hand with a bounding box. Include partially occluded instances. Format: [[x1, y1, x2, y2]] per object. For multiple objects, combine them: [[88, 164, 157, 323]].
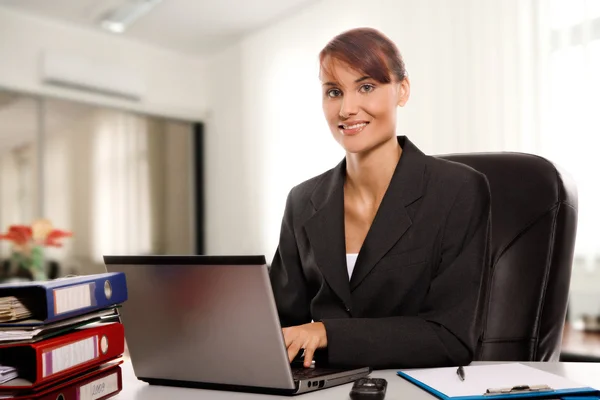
[[282, 322, 328, 368]]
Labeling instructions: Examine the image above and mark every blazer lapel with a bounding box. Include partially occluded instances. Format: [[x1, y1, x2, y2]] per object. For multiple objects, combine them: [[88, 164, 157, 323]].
[[303, 161, 353, 309], [302, 137, 428, 304], [349, 137, 427, 291]]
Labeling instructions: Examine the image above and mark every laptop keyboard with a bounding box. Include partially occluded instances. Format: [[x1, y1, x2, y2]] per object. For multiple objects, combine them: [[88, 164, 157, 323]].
[[292, 366, 348, 380]]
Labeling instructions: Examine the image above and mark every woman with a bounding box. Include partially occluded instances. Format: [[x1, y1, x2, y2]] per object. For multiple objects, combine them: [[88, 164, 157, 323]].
[[269, 28, 491, 370]]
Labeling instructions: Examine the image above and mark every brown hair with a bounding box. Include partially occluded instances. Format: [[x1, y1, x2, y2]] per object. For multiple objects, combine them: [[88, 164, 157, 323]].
[[319, 27, 407, 84]]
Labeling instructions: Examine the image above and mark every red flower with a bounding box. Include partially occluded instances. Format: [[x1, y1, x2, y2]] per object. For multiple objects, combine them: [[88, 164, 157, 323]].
[[43, 230, 73, 247], [0, 225, 33, 247], [0, 221, 73, 250]]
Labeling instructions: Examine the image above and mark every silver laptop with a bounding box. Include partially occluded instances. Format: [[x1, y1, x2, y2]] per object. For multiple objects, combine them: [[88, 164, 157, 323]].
[[104, 255, 370, 395]]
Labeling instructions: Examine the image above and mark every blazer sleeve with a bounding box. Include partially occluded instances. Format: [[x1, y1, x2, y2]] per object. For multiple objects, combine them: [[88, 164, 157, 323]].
[[269, 189, 312, 328], [321, 172, 491, 369]]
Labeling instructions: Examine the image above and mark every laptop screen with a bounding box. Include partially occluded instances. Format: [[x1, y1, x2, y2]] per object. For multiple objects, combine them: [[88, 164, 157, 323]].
[[104, 255, 296, 390]]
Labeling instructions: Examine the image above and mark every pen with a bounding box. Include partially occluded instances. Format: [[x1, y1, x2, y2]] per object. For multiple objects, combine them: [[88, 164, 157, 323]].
[[456, 366, 465, 381]]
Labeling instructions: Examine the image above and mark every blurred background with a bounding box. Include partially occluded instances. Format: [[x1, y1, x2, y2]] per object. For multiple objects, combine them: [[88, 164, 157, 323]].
[[0, 0, 598, 357]]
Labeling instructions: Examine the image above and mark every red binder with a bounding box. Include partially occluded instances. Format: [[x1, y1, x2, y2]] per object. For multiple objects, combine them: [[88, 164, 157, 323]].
[[0, 322, 124, 389], [4, 363, 123, 400]]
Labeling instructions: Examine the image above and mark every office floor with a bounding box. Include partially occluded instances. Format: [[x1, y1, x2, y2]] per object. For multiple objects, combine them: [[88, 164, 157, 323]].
[[561, 322, 600, 362]]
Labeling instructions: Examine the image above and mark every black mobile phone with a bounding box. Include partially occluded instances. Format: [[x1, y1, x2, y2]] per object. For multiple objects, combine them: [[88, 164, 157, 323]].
[[349, 377, 387, 400]]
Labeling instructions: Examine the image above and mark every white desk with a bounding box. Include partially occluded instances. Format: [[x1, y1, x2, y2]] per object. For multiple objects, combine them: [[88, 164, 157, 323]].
[[113, 360, 600, 399]]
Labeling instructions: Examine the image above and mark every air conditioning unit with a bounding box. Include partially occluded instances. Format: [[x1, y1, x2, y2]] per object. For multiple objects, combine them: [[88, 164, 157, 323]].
[[41, 51, 145, 101]]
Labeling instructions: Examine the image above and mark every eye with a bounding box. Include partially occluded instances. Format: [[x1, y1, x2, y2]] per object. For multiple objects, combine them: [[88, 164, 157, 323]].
[[326, 88, 342, 98], [359, 84, 375, 93]]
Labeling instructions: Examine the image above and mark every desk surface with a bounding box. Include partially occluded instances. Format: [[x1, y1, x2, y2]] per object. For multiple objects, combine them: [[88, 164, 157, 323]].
[[112, 360, 600, 399]]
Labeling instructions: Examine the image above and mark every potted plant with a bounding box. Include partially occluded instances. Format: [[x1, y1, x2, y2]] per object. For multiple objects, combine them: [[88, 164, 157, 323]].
[[0, 219, 72, 281]]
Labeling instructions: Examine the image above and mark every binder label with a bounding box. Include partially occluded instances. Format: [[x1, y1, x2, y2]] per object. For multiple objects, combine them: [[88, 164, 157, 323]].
[[78, 371, 119, 400], [54, 283, 93, 315], [42, 335, 98, 377]]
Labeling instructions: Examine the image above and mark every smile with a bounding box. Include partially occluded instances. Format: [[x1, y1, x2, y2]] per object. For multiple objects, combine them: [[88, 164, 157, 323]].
[[338, 122, 369, 135]]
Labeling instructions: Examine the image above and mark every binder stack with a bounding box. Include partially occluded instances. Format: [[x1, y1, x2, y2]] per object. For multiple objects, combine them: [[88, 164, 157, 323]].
[[0, 272, 128, 399]]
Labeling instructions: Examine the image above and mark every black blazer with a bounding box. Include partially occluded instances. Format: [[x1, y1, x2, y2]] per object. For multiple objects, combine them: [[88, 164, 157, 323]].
[[269, 136, 491, 369]]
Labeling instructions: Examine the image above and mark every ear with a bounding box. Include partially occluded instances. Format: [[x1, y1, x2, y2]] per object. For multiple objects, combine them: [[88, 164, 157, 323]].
[[397, 78, 410, 107]]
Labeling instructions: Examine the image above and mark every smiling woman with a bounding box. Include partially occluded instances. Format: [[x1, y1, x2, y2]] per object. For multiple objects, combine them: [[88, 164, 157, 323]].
[[319, 28, 409, 155], [269, 28, 492, 370]]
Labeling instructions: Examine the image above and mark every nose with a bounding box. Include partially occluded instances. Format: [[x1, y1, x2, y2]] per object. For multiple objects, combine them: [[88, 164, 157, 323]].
[[339, 93, 359, 119]]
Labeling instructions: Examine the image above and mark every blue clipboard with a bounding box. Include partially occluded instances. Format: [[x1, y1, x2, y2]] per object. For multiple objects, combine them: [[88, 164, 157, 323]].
[[396, 363, 600, 400]]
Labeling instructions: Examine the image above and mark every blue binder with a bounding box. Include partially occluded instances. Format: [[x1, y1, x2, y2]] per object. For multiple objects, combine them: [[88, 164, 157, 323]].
[[0, 273, 127, 326], [396, 363, 600, 400]]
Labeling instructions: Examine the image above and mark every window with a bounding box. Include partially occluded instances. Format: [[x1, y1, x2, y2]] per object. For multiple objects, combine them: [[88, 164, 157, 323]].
[[92, 110, 152, 262], [541, 0, 600, 264]]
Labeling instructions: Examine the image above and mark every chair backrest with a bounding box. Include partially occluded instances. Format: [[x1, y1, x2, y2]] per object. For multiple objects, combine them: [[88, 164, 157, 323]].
[[438, 152, 578, 361]]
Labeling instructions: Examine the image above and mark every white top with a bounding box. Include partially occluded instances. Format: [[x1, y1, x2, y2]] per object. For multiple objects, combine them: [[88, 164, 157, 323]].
[[346, 253, 359, 279]]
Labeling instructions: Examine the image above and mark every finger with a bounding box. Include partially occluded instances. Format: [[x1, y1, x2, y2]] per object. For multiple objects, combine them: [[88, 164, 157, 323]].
[[303, 338, 319, 368], [287, 340, 302, 363], [303, 347, 315, 368]]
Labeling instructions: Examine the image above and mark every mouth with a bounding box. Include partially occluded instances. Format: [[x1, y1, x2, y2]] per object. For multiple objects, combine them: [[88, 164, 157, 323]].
[[338, 122, 369, 136]]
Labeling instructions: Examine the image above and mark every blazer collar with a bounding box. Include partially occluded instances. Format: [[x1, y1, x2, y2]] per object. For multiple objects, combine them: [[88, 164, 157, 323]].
[[303, 136, 427, 308], [309, 136, 426, 210]]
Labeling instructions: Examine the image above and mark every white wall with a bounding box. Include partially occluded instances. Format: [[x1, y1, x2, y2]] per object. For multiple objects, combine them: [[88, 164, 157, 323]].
[[204, 43, 252, 254], [205, 0, 538, 261], [0, 7, 208, 122]]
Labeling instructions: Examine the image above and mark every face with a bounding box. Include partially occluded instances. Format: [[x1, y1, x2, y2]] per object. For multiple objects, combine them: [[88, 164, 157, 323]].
[[320, 58, 410, 154]]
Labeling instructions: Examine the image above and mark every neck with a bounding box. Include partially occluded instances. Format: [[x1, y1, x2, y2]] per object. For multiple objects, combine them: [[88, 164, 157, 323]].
[[344, 136, 402, 203]]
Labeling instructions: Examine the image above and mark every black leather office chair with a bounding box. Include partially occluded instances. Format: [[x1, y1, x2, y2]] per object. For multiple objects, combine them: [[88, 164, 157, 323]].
[[439, 152, 578, 361]]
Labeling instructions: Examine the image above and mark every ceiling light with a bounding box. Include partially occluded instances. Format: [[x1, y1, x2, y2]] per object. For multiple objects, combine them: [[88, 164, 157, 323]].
[[99, 0, 163, 34]]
